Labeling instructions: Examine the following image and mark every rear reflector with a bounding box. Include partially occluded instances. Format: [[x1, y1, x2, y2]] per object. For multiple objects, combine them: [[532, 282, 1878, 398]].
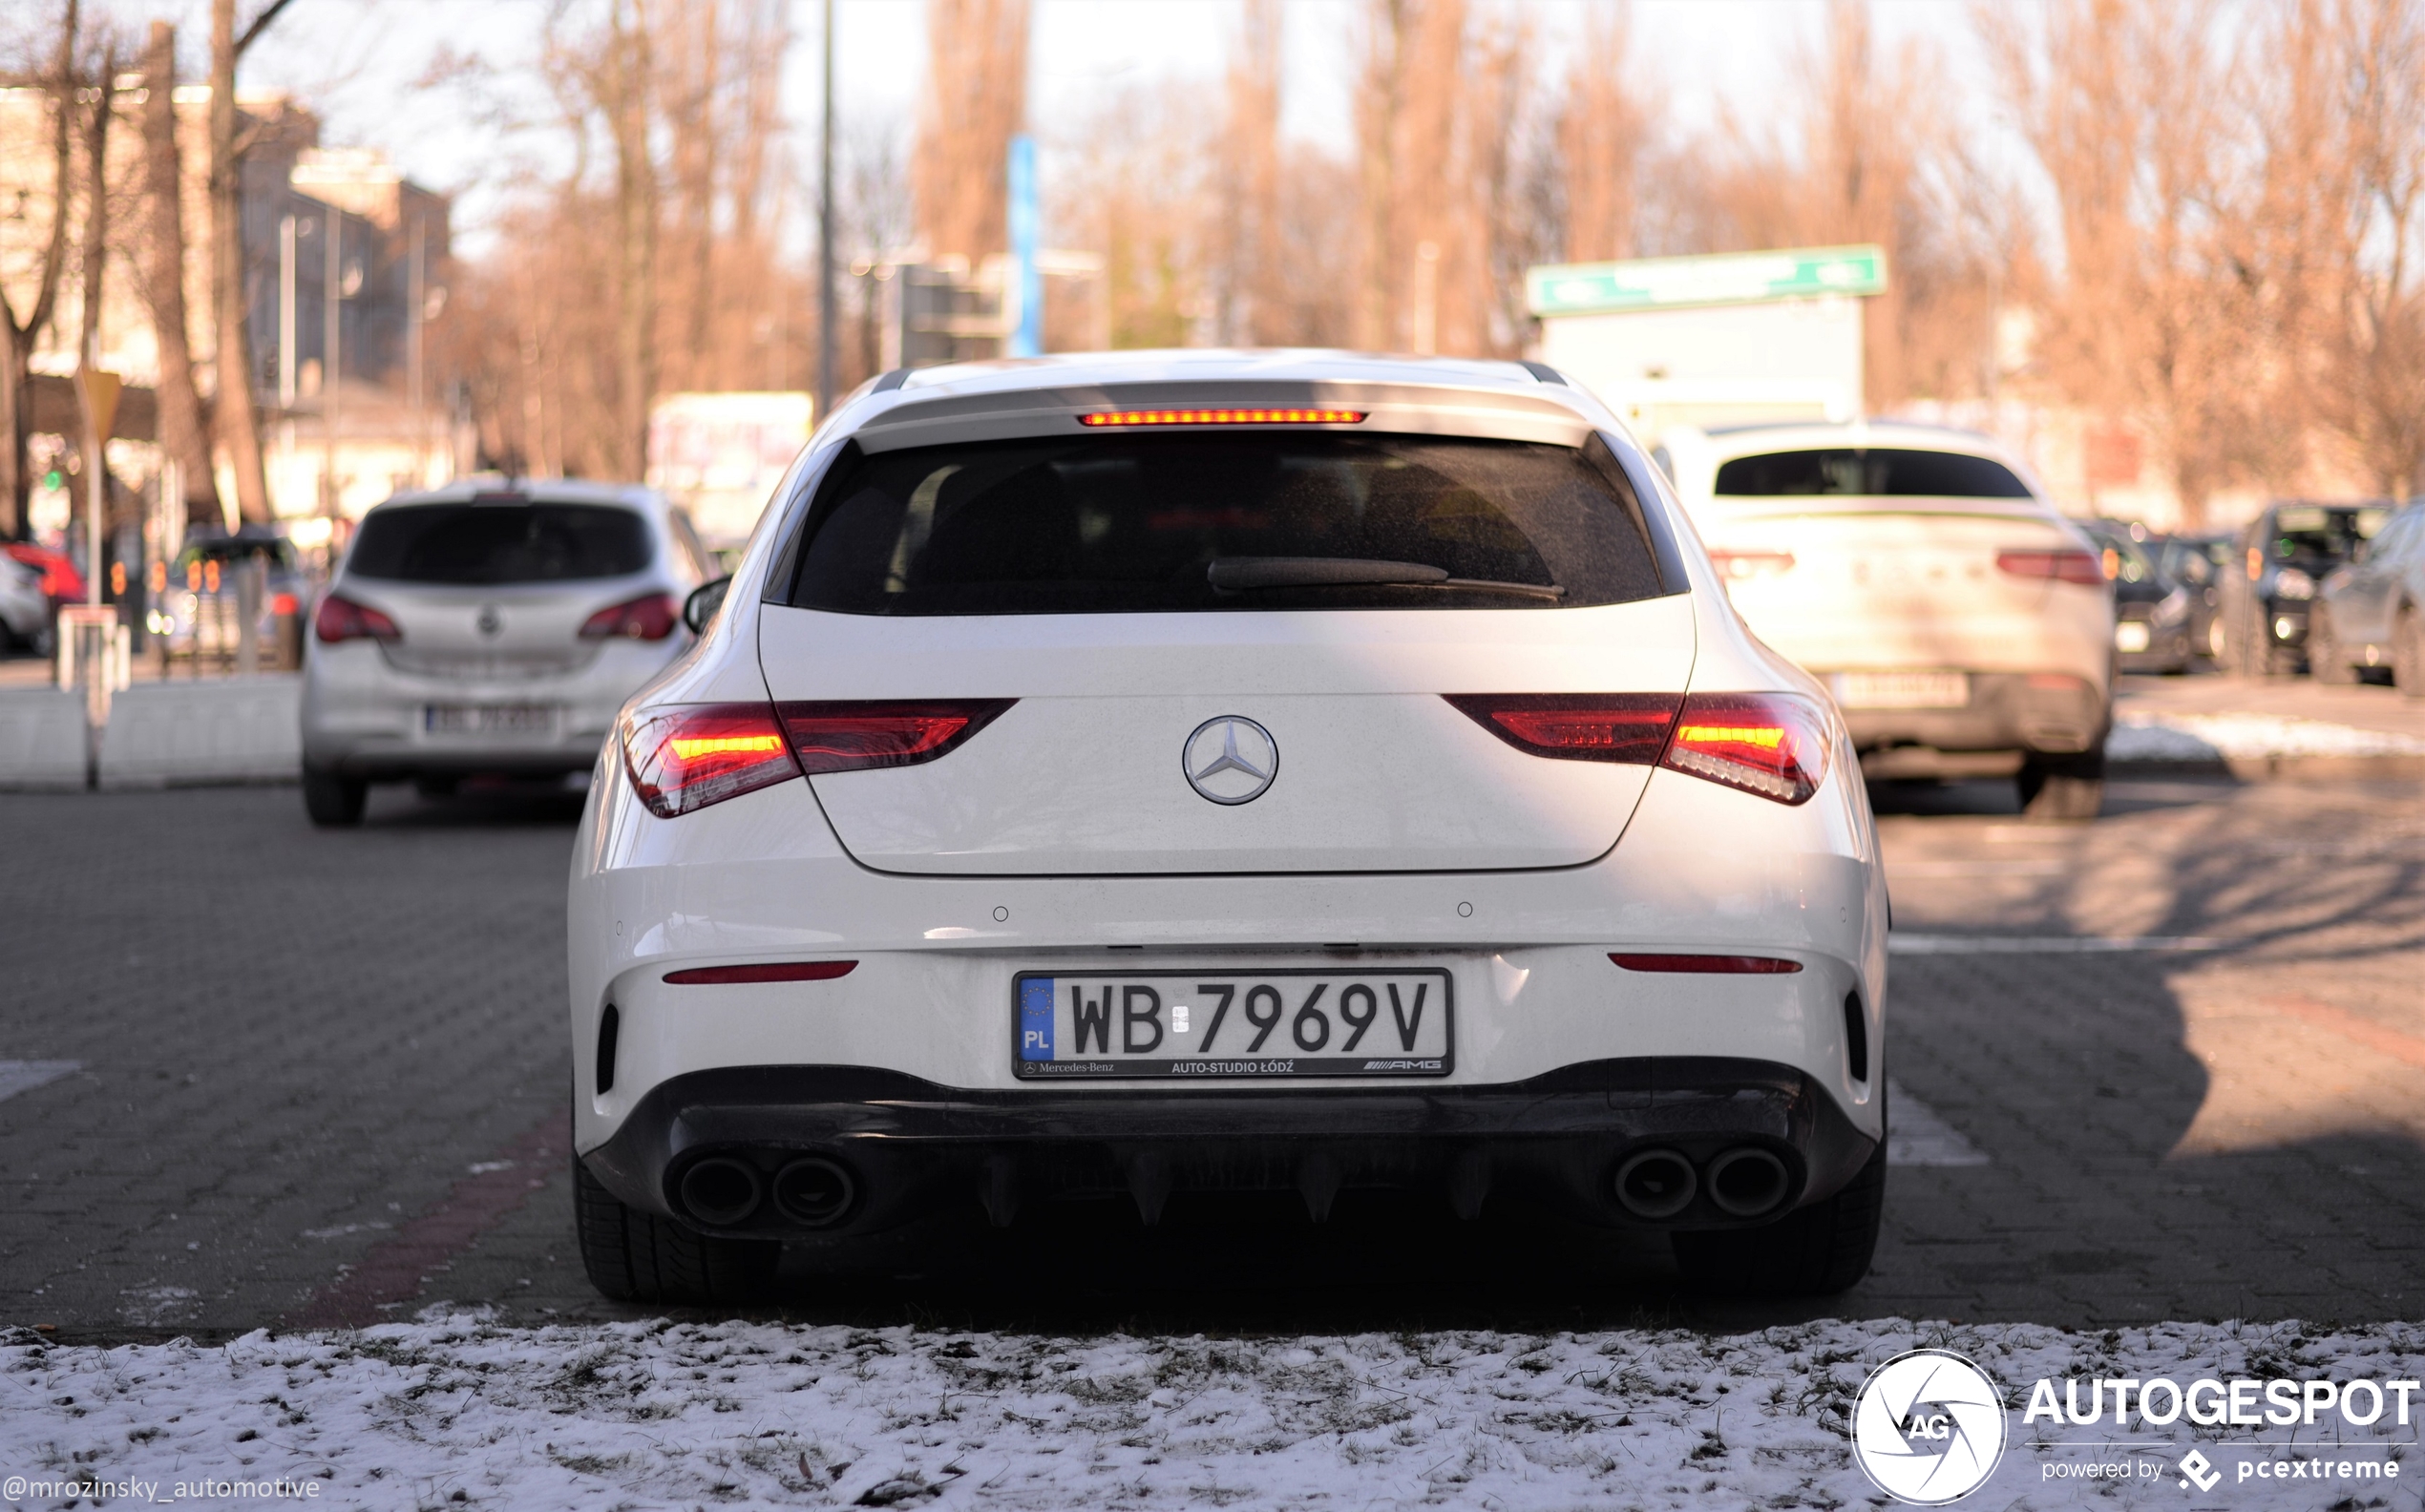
[[1444, 693, 1680, 764], [779, 700, 1017, 775], [1995, 547, 2104, 585], [580, 592, 681, 640], [1079, 409, 1365, 428], [1659, 692, 1830, 805], [664, 960, 857, 985], [621, 704, 803, 817], [1707, 550, 1796, 581], [313, 593, 400, 644], [1613, 954, 1803, 974]]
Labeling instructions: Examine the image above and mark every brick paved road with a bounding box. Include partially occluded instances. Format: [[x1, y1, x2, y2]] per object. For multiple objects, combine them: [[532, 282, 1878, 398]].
[[4, 773, 2423, 1340]]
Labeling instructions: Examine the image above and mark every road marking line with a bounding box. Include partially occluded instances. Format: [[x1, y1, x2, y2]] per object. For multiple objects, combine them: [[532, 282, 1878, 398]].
[[2270, 996, 2425, 1074], [1887, 1081, 1990, 1166], [0, 1060, 79, 1103], [1888, 934, 2227, 955]]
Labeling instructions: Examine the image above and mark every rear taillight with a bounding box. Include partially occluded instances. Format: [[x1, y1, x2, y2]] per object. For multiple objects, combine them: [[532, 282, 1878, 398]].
[[1995, 548, 2104, 586], [1444, 694, 1680, 764], [313, 594, 400, 643], [664, 960, 856, 985], [580, 592, 681, 640], [1707, 550, 1796, 581], [621, 704, 803, 817], [1658, 692, 1831, 805], [620, 699, 1016, 816], [270, 593, 299, 617], [1612, 954, 1803, 974], [778, 700, 1017, 775]]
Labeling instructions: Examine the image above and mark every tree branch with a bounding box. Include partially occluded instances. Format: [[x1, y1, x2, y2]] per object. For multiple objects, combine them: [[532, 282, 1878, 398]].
[[235, 0, 298, 59]]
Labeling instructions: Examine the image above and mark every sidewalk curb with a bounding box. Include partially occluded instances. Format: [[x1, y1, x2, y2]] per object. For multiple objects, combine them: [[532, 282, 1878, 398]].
[[2111, 755, 2425, 780]]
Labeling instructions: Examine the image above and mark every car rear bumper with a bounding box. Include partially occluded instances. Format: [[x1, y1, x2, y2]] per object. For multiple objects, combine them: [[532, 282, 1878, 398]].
[[580, 1057, 1880, 1238], [1839, 669, 2110, 759]]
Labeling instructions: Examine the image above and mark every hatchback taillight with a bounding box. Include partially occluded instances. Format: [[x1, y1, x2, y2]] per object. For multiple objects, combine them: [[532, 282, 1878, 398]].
[[1659, 692, 1831, 805], [580, 592, 680, 640], [313, 594, 400, 644], [778, 700, 1018, 775], [621, 704, 802, 817], [1444, 693, 1680, 764], [1707, 550, 1796, 581], [1995, 548, 2104, 586]]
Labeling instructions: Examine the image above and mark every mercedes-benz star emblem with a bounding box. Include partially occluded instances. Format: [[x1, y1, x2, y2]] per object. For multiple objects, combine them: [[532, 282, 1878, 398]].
[[1183, 716, 1278, 805], [475, 604, 503, 637]]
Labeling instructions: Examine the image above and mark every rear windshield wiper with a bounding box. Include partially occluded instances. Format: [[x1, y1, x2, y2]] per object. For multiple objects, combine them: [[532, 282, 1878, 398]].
[[1207, 556, 1565, 601]]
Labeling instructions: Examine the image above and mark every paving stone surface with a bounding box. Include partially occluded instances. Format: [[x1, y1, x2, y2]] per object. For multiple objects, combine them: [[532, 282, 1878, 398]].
[[3, 770, 2422, 1339]]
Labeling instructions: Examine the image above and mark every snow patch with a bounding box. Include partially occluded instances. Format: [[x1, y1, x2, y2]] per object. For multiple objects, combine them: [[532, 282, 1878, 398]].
[[2110, 711, 2425, 761]]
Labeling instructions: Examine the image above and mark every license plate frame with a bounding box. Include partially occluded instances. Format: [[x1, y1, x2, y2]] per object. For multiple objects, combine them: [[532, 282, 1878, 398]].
[[1012, 967, 1454, 1080], [424, 703, 557, 735], [1831, 670, 1970, 709]]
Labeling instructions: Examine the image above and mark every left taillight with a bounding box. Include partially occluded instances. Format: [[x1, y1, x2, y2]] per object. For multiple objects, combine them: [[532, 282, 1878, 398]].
[[580, 592, 680, 640], [778, 700, 1018, 775], [313, 594, 400, 644], [1658, 692, 1831, 805], [620, 704, 802, 817]]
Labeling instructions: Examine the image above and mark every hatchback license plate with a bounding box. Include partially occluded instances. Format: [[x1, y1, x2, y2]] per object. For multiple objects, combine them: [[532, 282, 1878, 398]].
[[1014, 969, 1452, 1079], [1831, 671, 1969, 709], [425, 703, 555, 734]]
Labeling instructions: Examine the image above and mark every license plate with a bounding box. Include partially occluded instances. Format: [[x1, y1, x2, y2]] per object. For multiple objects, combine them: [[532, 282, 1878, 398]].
[[1013, 969, 1453, 1079], [1831, 671, 1969, 709], [2115, 620, 2152, 653], [424, 704, 555, 734]]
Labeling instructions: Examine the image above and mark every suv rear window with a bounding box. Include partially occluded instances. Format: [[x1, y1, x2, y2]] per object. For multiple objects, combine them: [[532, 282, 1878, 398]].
[[347, 503, 652, 584], [1714, 448, 2032, 498], [780, 433, 1668, 615]]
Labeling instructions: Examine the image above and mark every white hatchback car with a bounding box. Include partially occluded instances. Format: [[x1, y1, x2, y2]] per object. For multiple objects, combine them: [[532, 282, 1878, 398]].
[[569, 352, 1888, 1302], [301, 480, 712, 824], [1657, 422, 2113, 818]]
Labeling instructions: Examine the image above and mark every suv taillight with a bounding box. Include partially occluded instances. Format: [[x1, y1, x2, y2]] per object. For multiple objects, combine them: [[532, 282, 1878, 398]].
[[313, 594, 400, 644], [1995, 548, 2103, 585], [580, 592, 680, 640], [1660, 692, 1830, 804], [1444, 694, 1680, 764], [620, 699, 1018, 817]]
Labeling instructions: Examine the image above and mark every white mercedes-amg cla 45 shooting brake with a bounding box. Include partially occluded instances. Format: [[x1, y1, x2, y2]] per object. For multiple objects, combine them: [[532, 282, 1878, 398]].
[[567, 351, 1889, 1303]]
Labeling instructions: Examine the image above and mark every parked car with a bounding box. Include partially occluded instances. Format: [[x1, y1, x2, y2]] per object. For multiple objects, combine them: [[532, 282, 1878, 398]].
[[567, 351, 1888, 1304], [2309, 498, 2425, 689], [2215, 501, 2392, 676], [0, 553, 49, 654], [149, 527, 308, 661], [4, 541, 86, 611], [2077, 518, 2194, 673], [2154, 533, 2231, 662], [300, 480, 710, 824], [1656, 420, 2114, 819]]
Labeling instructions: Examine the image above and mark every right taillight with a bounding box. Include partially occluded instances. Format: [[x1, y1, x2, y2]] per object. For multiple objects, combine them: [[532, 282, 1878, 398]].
[[1995, 547, 2104, 586], [313, 594, 400, 644], [1658, 692, 1831, 805], [1444, 693, 1680, 763], [621, 704, 803, 817]]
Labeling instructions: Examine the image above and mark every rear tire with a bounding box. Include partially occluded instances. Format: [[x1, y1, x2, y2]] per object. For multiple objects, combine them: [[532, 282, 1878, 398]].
[[2017, 744, 2105, 821], [574, 1153, 780, 1305], [2309, 610, 2356, 684], [302, 766, 368, 827], [1673, 1133, 1886, 1296], [2395, 609, 2425, 700]]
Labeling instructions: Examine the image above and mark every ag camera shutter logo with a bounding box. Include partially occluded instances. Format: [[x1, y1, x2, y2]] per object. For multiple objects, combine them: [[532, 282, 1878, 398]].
[[1851, 1349, 2009, 1504]]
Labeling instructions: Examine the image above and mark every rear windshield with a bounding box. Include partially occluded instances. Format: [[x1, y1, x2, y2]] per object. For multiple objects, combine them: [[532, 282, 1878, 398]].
[[347, 503, 652, 584], [779, 433, 1668, 615], [2264, 505, 2388, 567], [1714, 448, 2032, 498]]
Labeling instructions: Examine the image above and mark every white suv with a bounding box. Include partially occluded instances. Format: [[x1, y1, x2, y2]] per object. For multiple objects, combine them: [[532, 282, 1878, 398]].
[[569, 353, 1888, 1302], [300, 480, 711, 824], [1656, 421, 2114, 818]]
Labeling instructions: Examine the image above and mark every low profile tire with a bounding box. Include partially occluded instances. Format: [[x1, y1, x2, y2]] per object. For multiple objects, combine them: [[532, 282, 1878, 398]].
[[2395, 609, 2425, 700], [2308, 612, 2357, 684], [1673, 1133, 1886, 1297], [302, 766, 368, 827], [574, 1153, 780, 1305], [2016, 743, 2105, 822]]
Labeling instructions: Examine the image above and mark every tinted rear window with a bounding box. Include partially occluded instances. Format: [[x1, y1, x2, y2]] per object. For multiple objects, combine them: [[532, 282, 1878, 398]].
[[780, 433, 1669, 614], [1714, 448, 2032, 498], [2264, 504, 2388, 567], [347, 504, 652, 584]]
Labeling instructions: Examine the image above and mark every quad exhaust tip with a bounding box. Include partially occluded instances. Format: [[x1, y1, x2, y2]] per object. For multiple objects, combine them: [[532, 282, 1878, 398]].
[[773, 1157, 857, 1228], [679, 1155, 765, 1227], [1613, 1148, 1697, 1219], [1706, 1146, 1791, 1217]]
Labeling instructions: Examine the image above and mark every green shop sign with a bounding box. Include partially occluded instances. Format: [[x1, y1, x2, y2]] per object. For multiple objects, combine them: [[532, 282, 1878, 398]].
[[1527, 244, 1887, 316]]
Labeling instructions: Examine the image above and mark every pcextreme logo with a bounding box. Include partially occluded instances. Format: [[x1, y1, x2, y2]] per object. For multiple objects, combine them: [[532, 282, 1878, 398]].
[[1851, 1349, 2010, 1505]]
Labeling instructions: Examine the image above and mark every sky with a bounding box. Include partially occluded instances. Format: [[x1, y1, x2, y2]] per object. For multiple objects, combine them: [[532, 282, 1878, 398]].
[[81, 0, 2002, 260]]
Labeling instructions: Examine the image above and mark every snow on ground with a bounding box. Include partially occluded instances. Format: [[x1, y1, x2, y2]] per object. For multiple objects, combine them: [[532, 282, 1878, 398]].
[[2109, 711, 2425, 762], [5, 1315, 2420, 1509]]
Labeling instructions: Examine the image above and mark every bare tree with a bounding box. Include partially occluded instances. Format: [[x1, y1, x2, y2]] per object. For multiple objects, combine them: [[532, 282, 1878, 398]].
[[137, 20, 219, 528], [915, 0, 1028, 264], [1213, 0, 1284, 346], [2322, 0, 2425, 496], [1557, 3, 1649, 263], [0, 0, 78, 539], [207, 0, 296, 526]]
